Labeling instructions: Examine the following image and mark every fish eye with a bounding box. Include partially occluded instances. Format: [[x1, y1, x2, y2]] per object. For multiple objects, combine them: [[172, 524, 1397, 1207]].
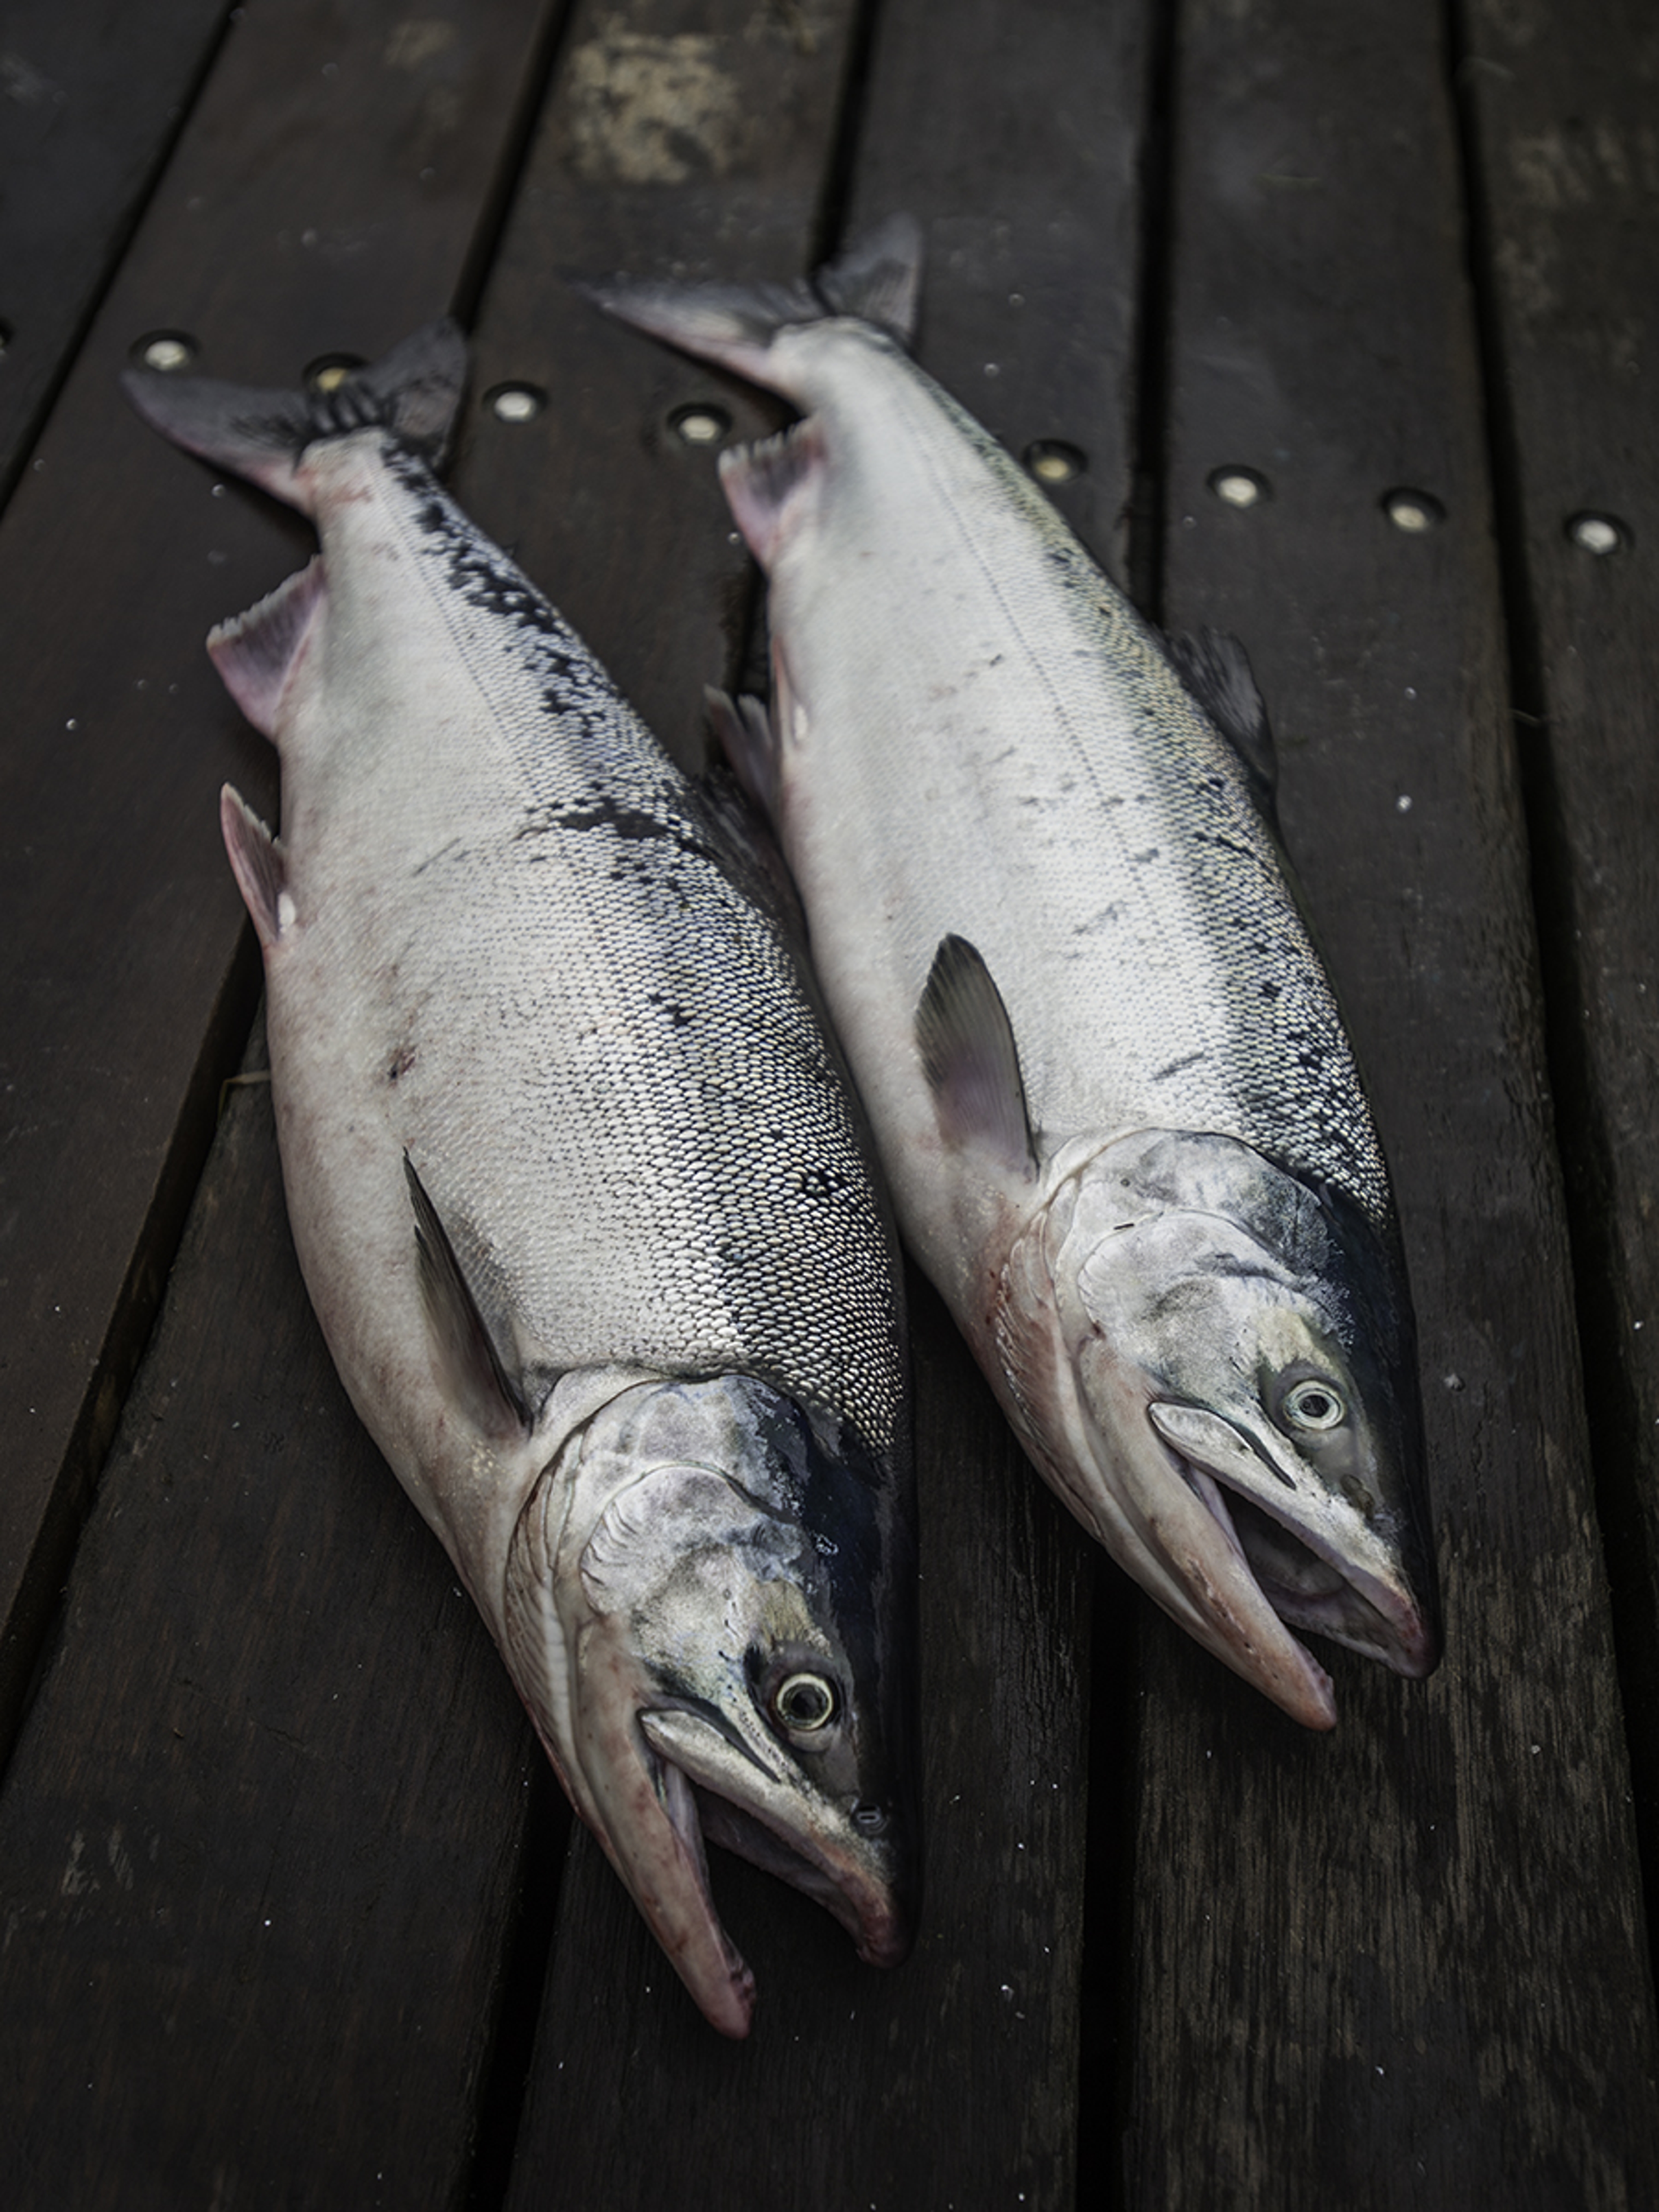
[[771, 1671, 838, 1733], [1281, 1379, 1346, 1432]]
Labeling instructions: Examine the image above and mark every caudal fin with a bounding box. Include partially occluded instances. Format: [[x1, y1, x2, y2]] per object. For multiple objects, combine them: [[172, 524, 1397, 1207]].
[[121, 320, 469, 514], [576, 214, 924, 393]]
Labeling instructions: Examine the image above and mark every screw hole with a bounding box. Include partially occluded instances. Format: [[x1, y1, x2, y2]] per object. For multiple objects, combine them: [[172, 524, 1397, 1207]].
[[305, 353, 364, 394], [670, 402, 731, 448], [1025, 440, 1086, 486], [486, 383, 546, 425], [1208, 465, 1269, 509], [1566, 511, 1627, 556], [1382, 487, 1445, 534], [133, 331, 198, 373]]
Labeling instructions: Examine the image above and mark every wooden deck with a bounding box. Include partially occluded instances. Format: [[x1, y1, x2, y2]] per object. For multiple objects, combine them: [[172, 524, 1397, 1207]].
[[1, 0, 1655, 2203]]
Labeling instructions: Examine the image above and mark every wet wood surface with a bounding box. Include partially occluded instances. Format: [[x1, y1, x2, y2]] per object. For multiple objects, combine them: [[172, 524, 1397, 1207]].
[[0, 0, 231, 496], [1, 0, 1655, 2205], [1128, 1, 1659, 2202], [1457, 0, 1659, 1896]]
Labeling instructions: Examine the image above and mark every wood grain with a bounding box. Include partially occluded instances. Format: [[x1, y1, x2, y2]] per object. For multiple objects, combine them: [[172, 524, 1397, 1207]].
[[0, 0, 558, 1756], [0, 0, 230, 501], [1458, 0, 1659, 1899], [1124, 0, 1659, 2202], [1, 0, 1654, 2197], [452, 0, 864, 766], [0, 1037, 545, 2210]]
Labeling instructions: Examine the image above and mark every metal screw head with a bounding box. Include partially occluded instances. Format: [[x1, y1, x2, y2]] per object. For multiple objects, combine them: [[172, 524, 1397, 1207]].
[[1383, 488, 1445, 533], [487, 384, 545, 424], [1567, 511, 1627, 556], [135, 332, 197, 373], [1025, 440, 1086, 486], [1208, 466, 1269, 508], [670, 402, 731, 448], [305, 353, 364, 394]]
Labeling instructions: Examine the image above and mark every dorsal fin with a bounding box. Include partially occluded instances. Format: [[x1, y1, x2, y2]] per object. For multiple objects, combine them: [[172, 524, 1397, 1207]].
[[915, 935, 1037, 1177], [404, 1154, 531, 1441], [1169, 628, 1279, 824]]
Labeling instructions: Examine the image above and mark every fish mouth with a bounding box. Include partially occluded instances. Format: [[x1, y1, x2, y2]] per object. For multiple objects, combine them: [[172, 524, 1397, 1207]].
[[1123, 1467, 1341, 1732], [999, 1140, 1440, 1726], [1003, 1269, 1344, 1726], [556, 1683, 912, 2041], [639, 1703, 914, 1971], [1145, 1398, 1439, 1701]]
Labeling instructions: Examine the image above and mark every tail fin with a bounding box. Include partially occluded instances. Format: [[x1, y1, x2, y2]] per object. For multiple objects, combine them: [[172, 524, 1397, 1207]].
[[813, 216, 923, 337], [576, 214, 923, 393], [121, 320, 468, 513]]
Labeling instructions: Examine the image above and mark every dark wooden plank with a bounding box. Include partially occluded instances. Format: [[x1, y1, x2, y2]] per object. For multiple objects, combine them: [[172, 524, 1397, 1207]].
[[0, 0, 559, 1753], [1124, 0, 1659, 2201], [1457, 0, 1659, 1880], [498, 2, 1149, 2203], [0, 1035, 545, 2211], [454, 0, 855, 768], [0, 0, 231, 501]]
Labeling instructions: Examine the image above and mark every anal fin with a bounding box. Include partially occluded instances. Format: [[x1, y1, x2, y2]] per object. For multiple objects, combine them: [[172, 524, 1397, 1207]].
[[220, 785, 287, 950], [404, 1153, 531, 1443], [208, 556, 326, 739], [915, 935, 1037, 1178], [704, 686, 780, 820]]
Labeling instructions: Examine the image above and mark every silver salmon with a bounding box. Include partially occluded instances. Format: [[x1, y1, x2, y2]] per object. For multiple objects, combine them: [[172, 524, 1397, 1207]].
[[585, 223, 1440, 1729], [124, 325, 917, 2033]]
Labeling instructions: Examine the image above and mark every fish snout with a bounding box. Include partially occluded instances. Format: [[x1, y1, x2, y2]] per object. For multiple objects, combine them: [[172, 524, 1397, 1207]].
[[637, 1699, 920, 1975]]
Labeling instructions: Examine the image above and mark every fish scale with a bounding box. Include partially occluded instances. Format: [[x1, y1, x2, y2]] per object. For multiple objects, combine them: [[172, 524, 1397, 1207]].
[[261, 429, 904, 1446], [588, 218, 1439, 1729], [124, 322, 917, 2039], [777, 352, 1389, 1227]]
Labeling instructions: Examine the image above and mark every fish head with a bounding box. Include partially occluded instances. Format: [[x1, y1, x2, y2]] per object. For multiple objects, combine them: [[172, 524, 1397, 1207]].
[[1003, 1130, 1438, 1727], [503, 1375, 917, 2037]]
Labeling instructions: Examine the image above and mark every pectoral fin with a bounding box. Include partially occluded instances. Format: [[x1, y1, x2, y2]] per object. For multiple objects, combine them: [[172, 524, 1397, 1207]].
[[404, 1153, 531, 1441], [915, 935, 1037, 1177]]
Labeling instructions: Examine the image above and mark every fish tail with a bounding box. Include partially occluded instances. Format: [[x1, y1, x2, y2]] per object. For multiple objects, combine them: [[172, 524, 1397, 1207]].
[[576, 214, 923, 394], [121, 319, 468, 512]]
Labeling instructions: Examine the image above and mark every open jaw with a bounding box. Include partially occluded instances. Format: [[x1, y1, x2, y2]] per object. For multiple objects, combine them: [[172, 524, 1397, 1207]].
[[588, 1704, 911, 2040], [1144, 1399, 1438, 1726], [640, 1702, 912, 1953]]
